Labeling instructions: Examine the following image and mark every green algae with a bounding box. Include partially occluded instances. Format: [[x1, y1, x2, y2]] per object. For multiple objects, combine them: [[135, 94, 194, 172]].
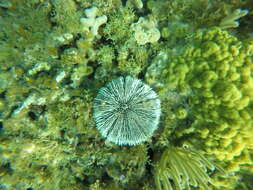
[[0, 0, 253, 190]]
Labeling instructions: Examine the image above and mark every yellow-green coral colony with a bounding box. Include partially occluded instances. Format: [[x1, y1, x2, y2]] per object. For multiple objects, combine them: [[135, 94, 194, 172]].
[[0, 0, 253, 190], [149, 27, 253, 189]]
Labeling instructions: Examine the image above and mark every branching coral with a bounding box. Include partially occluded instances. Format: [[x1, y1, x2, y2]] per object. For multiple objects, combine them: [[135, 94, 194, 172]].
[[219, 9, 249, 29], [80, 6, 108, 38]]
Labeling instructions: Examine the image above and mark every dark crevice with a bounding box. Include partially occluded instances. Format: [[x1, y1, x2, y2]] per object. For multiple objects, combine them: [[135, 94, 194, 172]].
[[28, 111, 37, 121], [121, 0, 127, 6], [61, 76, 73, 87], [137, 70, 145, 80], [50, 21, 58, 27], [82, 176, 91, 186], [0, 121, 3, 133], [1, 162, 12, 174], [94, 35, 114, 48], [145, 147, 154, 173], [74, 33, 82, 42], [57, 44, 75, 56], [39, 105, 47, 115], [172, 132, 195, 147], [101, 172, 111, 183], [48, 2, 58, 28], [138, 48, 155, 80], [134, 0, 151, 18], [83, 174, 97, 185], [59, 129, 65, 138], [0, 91, 6, 99], [0, 7, 9, 11], [57, 34, 81, 60]]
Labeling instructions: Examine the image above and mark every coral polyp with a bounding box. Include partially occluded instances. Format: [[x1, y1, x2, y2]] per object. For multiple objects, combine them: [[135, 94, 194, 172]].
[[93, 76, 161, 145]]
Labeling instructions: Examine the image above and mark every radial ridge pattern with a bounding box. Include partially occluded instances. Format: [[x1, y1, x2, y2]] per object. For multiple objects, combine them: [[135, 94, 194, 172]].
[[93, 76, 161, 145]]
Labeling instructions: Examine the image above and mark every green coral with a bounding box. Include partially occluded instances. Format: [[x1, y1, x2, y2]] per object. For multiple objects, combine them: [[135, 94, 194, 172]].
[[148, 27, 253, 189], [219, 8, 249, 29]]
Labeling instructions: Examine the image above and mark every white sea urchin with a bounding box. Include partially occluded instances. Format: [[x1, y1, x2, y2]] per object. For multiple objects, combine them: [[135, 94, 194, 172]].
[[93, 76, 161, 146]]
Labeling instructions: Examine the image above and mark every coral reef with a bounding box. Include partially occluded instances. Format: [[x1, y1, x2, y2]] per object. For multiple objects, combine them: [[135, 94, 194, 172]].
[[0, 0, 253, 190]]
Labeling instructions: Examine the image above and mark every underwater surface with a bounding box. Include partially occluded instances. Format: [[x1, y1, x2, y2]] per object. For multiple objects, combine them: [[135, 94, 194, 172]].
[[0, 0, 253, 190]]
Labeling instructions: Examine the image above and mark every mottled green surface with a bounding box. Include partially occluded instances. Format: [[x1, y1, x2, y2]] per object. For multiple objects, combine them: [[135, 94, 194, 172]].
[[0, 0, 253, 190]]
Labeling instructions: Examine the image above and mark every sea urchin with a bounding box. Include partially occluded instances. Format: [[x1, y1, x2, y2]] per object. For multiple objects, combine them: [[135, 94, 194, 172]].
[[93, 76, 161, 146]]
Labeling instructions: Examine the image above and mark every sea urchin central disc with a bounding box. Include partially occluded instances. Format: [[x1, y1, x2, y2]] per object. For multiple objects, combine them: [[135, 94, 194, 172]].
[[93, 76, 161, 146]]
